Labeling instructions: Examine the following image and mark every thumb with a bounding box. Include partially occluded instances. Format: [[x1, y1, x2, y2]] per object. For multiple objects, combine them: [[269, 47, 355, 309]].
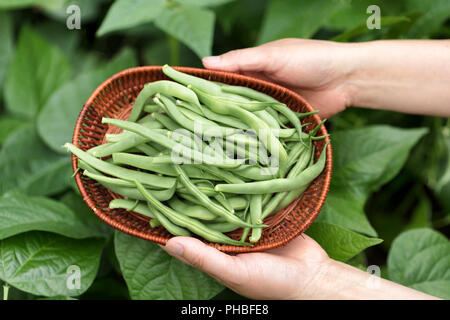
[[161, 237, 244, 285], [202, 47, 270, 74]]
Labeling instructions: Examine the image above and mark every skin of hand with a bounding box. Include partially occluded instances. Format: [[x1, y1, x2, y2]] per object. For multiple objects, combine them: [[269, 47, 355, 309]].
[[202, 38, 450, 118], [162, 235, 437, 300], [203, 38, 354, 118], [161, 38, 447, 299]]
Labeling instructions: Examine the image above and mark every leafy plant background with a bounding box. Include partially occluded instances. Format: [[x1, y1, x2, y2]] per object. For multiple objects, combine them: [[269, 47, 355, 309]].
[[0, 0, 449, 300]]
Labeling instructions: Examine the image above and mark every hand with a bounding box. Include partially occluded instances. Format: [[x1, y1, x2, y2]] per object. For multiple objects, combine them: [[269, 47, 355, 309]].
[[161, 234, 330, 300], [162, 234, 437, 300], [203, 39, 450, 118], [202, 38, 357, 118]]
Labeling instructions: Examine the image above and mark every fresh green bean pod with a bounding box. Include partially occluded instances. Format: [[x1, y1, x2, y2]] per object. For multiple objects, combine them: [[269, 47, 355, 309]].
[[112, 152, 220, 180], [147, 202, 191, 237], [102, 118, 244, 168], [128, 80, 200, 122], [66, 143, 176, 189], [189, 86, 288, 177], [215, 142, 328, 194], [249, 194, 263, 243], [173, 164, 260, 228], [168, 197, 217, 220], [134, 180, 251, 246]]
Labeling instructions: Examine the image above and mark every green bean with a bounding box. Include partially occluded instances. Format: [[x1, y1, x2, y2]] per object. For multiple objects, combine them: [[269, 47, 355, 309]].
[[221, 85, 306, 145], [112, 153, 219, 180], [152, 112, 180, 131], [109, 198, 157, 219], [173, 164, 260, 228], [249, 194, 263, 243], [143, 103, 161, 114], [150, 219, 161, 228], [156, 94, 239, 137], [128, 80, 200, 122], [274, 146, 316, 213], [176, 100, 248, 130], [148, 203, 191, 237], [206, 222, 240, 233], [215, 142, 327, 194], [134, 180, 251, 246], [230, 165, 278, 181], [102, 118, 244, 168], [189, 86, 288, 177], [135, 144, 161, 156], [259, 143, 312, 221], [65, 143, 176, 189], [163, 64, 222, 94], [168, 197, 217, 220]]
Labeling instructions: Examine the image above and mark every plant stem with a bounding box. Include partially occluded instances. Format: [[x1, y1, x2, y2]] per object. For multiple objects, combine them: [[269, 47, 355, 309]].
[[168, 35, 180, 66], [3, 284, 9, 300]]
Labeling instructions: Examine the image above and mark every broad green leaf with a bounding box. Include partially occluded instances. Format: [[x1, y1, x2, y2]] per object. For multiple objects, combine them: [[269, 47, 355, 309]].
[[60, 192, 113, 238], [97, 0, 166, 37], [181, 0, 235, 7], [319, 126, 428, 236], [0, 193, 109, 240], [388, 229, 450, 299], [40, 0, 106, 22], [0, 231, 104, 297], [0, 116, 28, 145], [332, 16, 410, 42], [257, 0, 344, 44], [325, 0, 405, 30], [155, 4, 215, 58], [0, 11, 13, 89], [115, 231, 224, 300], [4, 26, 71, 119], [0, 0, 43, 8], [306, 221, 382, 261], [0, 125, 72, 196], [37, 48, 137, 153], [406, 0, 450, 38], [404, 195, 432, 231]]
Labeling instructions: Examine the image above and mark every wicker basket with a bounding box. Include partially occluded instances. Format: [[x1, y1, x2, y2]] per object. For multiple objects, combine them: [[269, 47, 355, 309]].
[[72, 66, 332, 253]]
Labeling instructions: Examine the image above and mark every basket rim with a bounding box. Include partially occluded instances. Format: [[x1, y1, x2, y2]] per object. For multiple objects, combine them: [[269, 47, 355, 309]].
[[72, 65, 332, 253]]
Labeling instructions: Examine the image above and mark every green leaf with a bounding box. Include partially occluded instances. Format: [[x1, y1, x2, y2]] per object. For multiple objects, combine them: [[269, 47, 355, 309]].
[[154, 4, 215, 58], [180, 0, 235, 8], [388, 228, 450, 299], [114, 231, 224, 300], [306, 221, 382, 261], [319, 126, 428, 236], [60, 192, 113, 238], [40, 0, 106, 22], [404, 195, 432, 231], [0, 193, 108, 240], [0, 11, 13, 90], [0, 116, 28, 145], [37, 48, 137, 153], [257, 0, 344, 44], [0, 125, 72, 196], [4, 26, 71, 119], [332, 16, 410, 42], [97, 0, 166, 37], [0, 0, 43, 8], [0, 231, 104, 297], [406, 0, 450, 38]]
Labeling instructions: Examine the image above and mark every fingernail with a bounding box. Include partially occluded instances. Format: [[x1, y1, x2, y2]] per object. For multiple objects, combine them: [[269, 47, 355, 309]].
[[165, 242, 184, 257], [202, 56, 222, 67]]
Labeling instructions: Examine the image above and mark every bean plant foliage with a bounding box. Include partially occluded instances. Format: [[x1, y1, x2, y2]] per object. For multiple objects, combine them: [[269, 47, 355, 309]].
[[0, 0, 448, 300]]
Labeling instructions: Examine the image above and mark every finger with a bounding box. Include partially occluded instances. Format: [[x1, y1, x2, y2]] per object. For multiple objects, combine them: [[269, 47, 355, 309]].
[[161, 237, 245, 285], [202, 47, 272, 74]]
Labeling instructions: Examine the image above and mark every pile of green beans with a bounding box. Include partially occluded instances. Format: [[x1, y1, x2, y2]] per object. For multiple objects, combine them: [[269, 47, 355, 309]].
[[65, 65, 329, 246]]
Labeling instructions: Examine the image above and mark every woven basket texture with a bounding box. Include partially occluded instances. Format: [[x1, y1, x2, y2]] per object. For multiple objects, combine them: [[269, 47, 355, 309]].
[[72, 66, 332, 253]]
